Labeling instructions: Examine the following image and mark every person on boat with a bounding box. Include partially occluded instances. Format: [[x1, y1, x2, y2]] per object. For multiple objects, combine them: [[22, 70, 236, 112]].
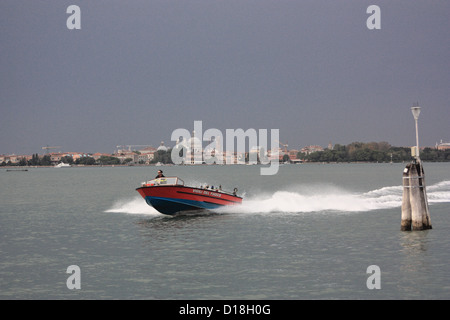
[[155, 170, 165, 179]]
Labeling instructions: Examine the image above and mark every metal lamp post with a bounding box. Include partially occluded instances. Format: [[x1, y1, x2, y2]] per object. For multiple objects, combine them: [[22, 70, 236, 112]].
[[411, 105, 421, 161]]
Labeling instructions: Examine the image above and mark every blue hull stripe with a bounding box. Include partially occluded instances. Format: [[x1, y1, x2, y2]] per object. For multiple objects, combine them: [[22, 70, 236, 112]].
[[145, 196, 222, 215]]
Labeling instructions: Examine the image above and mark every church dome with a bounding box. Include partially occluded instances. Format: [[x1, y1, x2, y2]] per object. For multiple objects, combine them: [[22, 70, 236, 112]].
[[157, 141, 168, 152]]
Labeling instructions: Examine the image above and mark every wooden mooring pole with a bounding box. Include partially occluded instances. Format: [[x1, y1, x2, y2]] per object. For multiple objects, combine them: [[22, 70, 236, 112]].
[[401, 104, 432, 231], [401, 160, 432, 231], [401, 164, 412, 231]]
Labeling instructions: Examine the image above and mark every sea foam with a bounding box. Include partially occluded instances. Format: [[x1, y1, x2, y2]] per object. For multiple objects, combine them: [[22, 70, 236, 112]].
[[105, 180, 450, 216]]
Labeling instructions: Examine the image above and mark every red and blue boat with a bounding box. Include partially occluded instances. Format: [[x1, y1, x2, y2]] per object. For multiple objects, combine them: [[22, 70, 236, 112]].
[[136, 177, 242, 215]]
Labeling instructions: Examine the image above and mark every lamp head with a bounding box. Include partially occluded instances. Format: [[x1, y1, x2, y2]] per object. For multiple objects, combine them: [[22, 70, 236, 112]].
[[411, 106, 421, 120]]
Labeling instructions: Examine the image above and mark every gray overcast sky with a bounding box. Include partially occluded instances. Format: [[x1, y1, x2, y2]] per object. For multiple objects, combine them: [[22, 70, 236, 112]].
[[1, 0, 449, 155]]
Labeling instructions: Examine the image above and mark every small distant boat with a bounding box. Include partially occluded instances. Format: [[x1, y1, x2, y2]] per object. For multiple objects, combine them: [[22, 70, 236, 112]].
[[6, 168, 28, 172], [55, 162, 71, 168], [136, 177, 242, 215]]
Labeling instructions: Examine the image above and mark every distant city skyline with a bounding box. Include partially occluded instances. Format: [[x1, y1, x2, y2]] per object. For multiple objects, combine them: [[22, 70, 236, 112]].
[[2, 137, 450, 158], [1, 1, 449, 155]]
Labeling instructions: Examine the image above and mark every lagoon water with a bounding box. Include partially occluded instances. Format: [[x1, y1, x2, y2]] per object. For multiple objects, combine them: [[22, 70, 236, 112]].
[[1, 163, 449, 299]]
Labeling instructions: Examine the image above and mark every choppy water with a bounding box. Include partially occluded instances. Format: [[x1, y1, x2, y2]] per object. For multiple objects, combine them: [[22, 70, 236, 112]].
[[1, 163, 449, 299]]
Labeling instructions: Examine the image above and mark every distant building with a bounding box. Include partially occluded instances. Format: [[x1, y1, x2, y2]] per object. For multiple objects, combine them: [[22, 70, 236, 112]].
[[328, 142, 333, 150], [115, 151, 138, 163], [301, 145, 324, 155], [22, 155, 33, 162], [436, 140, 450, 151], [139, 146, 157, 163], [64, 153, 89, 161], [156, 141, 168, 152], [0, 155, 13, 163], [1, 154, 33, 164], [91, 153, 112, 160], [140, 146, 157, 154], [50, 152, 64, 163], [288, 149, 299, 161]]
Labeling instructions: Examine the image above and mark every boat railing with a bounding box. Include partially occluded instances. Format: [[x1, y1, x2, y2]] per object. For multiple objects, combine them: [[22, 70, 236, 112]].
[[141, 177, 184, 187], [197, 184, 239, 197]]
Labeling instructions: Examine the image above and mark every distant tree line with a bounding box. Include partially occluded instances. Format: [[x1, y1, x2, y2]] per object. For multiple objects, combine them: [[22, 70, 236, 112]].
[[1, 154, 100, 166], [1, 150, 176, 166], [297, 142, 450, 163], [151, 149, 174, 164]]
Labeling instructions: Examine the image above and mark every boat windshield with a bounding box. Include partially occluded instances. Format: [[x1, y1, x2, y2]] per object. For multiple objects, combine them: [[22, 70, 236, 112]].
[[142, 177, 184, 187]]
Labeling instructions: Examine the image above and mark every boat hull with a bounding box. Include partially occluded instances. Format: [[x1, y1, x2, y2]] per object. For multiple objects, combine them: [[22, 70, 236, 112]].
[[136, 185, 242, 215]]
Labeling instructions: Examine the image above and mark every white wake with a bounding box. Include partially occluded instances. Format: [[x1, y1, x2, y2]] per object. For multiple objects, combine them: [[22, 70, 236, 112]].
[[105, 180, 450, 215], [105, 196, 160, 215]]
